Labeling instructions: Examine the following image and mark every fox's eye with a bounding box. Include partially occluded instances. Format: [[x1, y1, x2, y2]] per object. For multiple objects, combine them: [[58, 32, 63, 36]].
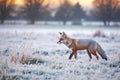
[[63, 35, 65, 38]]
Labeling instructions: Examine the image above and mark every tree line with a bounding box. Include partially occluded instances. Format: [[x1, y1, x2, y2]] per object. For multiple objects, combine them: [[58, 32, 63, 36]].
[[0, 0, 120, 26]]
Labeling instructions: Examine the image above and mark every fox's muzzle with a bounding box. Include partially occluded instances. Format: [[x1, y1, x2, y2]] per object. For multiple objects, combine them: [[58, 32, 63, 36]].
[[57, 40, 62, 44], [57, 41, 60, 44], [57, 38, 63, 44]]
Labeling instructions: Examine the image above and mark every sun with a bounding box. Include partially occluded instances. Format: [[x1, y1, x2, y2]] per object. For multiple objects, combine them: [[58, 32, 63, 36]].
[[14, 0, 94, 8], [71, 0, 94, 7], [14, 0, 24, 6]]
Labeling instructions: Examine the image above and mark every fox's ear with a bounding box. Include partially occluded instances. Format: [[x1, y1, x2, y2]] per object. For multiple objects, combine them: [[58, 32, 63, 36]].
[[59, 32, 62, 35], [63, 32, 66, 35]]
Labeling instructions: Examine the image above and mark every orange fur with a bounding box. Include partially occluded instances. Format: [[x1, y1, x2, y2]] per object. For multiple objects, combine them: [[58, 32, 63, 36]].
[[58, 32, 107, 61]]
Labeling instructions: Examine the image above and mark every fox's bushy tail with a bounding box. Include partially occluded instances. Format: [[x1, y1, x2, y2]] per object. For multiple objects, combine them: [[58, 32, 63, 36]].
[[97, 43, 107, 60]]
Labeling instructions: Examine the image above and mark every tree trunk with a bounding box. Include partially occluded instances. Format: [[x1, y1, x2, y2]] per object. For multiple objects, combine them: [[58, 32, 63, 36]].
[[30, 20, 35, 24], [107, 21, 110, 26], [0, 18, 5, 24], [103, 21, 107, 26], [63, 20, 67, 25]]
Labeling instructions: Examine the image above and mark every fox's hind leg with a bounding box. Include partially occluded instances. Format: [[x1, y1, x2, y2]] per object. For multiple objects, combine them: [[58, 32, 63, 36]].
[[87, 49, 92, 61], [96, 55, 99, 60], [94, 51, 99, 60], [89, 48, 99, 60], [88, 43, 99, 60], [92, 48, 99, 60]]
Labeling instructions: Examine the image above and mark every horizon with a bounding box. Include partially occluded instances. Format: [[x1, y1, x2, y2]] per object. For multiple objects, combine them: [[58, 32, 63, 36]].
[[15, 0, 94, 9]]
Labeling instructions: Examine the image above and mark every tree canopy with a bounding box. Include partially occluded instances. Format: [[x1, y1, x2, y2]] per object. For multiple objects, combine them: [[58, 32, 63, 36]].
[[92, 0, 120, 26], [54, 0, 85, 25], [23, 0, 51, 24], [0, 0, 14, 24]]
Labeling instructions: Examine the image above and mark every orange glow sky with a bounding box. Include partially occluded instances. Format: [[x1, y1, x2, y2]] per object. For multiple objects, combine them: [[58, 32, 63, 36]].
[[15, 0, 94, 8]]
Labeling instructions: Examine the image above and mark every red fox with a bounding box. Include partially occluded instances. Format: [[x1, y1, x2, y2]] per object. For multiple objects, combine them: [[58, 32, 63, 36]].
[[57, 32, 107, 61]]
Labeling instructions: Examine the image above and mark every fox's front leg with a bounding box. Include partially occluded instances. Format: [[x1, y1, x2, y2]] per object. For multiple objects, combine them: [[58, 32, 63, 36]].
[[74, 50, 77, 59], [69, 49, 74, 59], [69, 49, 77, 60], [69, 52, 74, 60]]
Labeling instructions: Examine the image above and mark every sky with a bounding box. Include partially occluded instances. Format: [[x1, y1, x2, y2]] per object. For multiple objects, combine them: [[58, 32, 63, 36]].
[[15, 0, 94, 8]]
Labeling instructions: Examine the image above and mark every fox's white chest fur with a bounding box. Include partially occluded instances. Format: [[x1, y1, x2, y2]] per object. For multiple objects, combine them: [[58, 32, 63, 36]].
[[61, 40, 73, 49]]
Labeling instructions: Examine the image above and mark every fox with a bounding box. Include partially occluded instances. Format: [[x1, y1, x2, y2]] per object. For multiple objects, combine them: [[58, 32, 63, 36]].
[[57, 32, 108, 61]]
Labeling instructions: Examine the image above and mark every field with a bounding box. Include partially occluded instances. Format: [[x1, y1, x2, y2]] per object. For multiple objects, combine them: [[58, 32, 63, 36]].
[[0, 24, 120, 80]]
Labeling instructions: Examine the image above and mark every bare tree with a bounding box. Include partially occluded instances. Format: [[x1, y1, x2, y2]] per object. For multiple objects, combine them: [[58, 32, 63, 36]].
[[113, 6, 120, 22], [0, 0, 14, 24], [54, 0, 73, 25], [92, 0, 120, 26], [24, 0, 51, 24]]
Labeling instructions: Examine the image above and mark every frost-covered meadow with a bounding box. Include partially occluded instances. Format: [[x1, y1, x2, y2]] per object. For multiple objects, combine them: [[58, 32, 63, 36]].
[[0, 24, 120, 80]]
